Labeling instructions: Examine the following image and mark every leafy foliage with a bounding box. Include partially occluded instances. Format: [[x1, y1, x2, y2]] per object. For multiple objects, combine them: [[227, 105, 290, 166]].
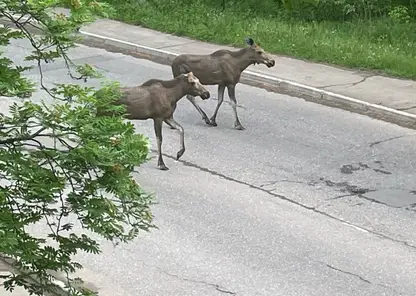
[[213, 0, 416, 21], [0, 0, 155, 295]]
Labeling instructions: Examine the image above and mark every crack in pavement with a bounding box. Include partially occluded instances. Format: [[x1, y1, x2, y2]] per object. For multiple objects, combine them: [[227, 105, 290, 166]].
[[372, 168, 392, 175], [327, 193, 357, 200], [259, 179, 313, 188], [119, 250, 237, 294], [324, 263, 371, 284], [317, 75, 374, 90], [150, 149, 416, 251], [158, 268, 236, 295], [320, 262, 405, 295], [141, 261, 237, 295], [369, 134, 416, 147]]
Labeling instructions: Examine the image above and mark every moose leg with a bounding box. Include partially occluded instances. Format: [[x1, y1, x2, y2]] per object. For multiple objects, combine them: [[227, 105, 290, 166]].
[[153, 118, 169, 170], [227, 84, 245, 130], [164, 119, 177, 130], [164, 104, 178, 129], [186, 95, 213, 126], [165, 116, 185, 160], [209, 85, 225, 127]]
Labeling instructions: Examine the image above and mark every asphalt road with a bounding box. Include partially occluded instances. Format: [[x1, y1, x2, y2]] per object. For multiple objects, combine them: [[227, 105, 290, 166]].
[[4, 39, 416, 296]]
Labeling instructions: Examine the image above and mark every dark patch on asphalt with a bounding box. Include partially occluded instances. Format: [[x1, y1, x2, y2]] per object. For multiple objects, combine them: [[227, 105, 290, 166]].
[[340, 163, 370, 174], [322, 177, 416, 208], [340, 162, 392, 175], [406, 204, 416, 212], [321, 178, 372, 196], [340, 164, 362, 174]]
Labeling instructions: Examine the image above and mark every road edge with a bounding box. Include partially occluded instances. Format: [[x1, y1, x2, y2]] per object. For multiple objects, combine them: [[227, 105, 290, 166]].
[[77, 30, 416, 130]]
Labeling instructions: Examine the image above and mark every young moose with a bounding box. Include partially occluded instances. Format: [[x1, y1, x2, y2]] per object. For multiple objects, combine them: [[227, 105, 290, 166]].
[[170, 37, 275, 130], [98, 72, 210, 171]]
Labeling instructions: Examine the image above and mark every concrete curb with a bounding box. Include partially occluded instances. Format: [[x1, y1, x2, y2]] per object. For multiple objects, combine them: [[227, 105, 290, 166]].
[[78, 30, 416, 130]]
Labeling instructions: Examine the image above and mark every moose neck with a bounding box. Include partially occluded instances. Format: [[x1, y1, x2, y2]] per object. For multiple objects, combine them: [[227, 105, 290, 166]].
[[166, 79, 189, 103], [232, 47, 255, 72]]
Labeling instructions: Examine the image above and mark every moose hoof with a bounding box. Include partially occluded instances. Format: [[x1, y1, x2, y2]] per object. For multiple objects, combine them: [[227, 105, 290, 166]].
[[204, 118, 214, 126], [158, 163, 169, 171], [234, 124, 245, 130], [176, 148, 185, 160], [209, 118, 218, 127]]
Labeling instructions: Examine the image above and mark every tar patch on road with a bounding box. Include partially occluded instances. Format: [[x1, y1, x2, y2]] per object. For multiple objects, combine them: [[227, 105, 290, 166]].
[[323, 176, 416, 209], [340, 161, 392, 175], [322, 178, 372, 197], [335, 161, 416, 208]]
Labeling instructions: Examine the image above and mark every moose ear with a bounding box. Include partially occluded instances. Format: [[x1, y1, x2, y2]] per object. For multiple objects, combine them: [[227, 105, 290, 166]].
[[245, 37, 255, 46]]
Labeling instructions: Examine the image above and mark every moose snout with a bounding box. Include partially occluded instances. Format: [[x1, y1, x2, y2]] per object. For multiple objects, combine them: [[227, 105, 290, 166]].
[[266, 59, 275, 68], [200, 90, 210, 100]]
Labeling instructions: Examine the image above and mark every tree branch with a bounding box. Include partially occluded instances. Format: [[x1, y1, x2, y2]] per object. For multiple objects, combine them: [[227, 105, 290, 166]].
[[0, 127, 47, 145]]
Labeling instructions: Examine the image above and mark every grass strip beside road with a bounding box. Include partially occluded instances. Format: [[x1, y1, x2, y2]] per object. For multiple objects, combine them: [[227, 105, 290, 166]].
[[103, 0, 416, 80]]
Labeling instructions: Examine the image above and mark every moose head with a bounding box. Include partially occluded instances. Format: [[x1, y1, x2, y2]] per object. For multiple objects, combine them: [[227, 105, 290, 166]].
[[245, 37, 276, 68]]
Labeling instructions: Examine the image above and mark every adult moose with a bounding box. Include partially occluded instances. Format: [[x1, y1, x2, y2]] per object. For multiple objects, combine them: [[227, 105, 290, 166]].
[[170, 37, 275, 130], [97, 72, 210, 171]]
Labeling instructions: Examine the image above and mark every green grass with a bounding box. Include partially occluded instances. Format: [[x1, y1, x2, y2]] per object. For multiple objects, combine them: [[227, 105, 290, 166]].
[[103, 0, 416, 80]]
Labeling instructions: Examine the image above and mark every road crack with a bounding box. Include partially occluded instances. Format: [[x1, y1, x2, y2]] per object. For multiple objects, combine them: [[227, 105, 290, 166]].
[[123, 255, 237, 294], [152, 265, 236, 295], [372, 168, 392, 175], [325, 263, 371, 284], [327, 193, 356, 200], [259, 179, 314, 188], [149, 149, 416, 251], [321, 262, 405, 295], [317, 75, 373, 89], [369, 134, 416, 147]]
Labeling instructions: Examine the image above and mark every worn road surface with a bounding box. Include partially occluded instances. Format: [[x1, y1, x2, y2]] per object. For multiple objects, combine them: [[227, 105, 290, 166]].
[[4, 39, 416, 296]]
